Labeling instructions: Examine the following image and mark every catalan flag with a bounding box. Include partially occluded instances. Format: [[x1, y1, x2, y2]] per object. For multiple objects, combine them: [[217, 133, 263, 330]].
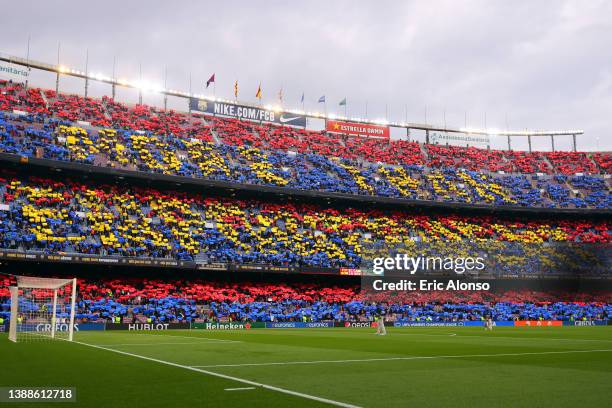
[[234, 80, 238, 98], [256, 84, 262, 99]]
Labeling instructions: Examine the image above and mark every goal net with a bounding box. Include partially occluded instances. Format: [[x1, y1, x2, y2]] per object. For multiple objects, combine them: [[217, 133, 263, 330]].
[[8, 276, 77, 343]]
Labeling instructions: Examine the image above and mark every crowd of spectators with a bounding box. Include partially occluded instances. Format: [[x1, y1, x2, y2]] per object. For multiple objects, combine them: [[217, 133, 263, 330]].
[[0, 172, 609, 271], [0, 80, 610, 210], [0, 117, 609, 209], [0, 276, 609, 323]]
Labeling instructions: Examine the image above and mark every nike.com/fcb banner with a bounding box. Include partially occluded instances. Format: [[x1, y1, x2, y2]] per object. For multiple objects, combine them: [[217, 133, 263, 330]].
[[326, 119, 390, 139], [189, 98, 306, 127]]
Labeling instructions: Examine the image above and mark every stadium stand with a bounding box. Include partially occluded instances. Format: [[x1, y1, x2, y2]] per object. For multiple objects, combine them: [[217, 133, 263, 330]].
[[0, 80, 609, 336], [0, 276, 609, 323], [0, 80, 610, 209], [0, 172, 609, 272]]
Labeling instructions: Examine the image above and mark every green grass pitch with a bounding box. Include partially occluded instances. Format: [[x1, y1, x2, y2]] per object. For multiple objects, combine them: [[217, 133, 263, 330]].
[[1, 327, 611, 407]]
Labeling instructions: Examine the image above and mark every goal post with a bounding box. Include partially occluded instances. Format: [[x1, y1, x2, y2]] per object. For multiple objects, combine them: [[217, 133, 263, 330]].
[[8, 276, 78, 343]]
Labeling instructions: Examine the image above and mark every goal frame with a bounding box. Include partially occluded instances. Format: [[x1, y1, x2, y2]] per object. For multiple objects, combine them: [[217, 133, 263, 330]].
[[8, 277, 77, 343]]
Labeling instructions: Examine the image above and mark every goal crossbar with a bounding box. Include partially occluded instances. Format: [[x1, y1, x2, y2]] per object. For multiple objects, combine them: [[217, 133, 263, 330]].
[[16, 276, 74, 290]]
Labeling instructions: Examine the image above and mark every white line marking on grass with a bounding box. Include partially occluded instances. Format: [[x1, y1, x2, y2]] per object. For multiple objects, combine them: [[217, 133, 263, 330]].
[[225, 387, 256, 391], [440, 334, 612, 343], [69, 340, 360, 408], [390, 333, 458, 337], [262, 328, 612, 343], [193, 349, 612, 368], [94, 342, 235, 347], [127, 333, 242, 343], [358, 330, 612, 343]]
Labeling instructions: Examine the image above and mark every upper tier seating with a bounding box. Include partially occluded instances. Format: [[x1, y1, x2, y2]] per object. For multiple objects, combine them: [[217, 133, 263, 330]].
[[0, 113, 609, 209], [0, 80, 610, 209]]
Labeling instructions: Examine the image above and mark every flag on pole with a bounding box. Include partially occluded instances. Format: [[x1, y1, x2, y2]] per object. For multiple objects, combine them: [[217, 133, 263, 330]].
[[339, 98, 347, 106], [300, 92, 304, 103], [234, 80, 238, 98], [256, 84, 262, 99], [206, 73, 215, 88], [318, 95, 325, 103], [278, 87, 283, 103]]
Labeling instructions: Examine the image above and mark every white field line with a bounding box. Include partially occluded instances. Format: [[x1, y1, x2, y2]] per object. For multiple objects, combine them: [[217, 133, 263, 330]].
[[105, 332, 242, 343], [145, 331, 612, 344], [70, 340, 361, 408], [274, 329, 612, 343], [225, 387, 256, 391], [384, 333, 457, 337], [95, 341, 235, 347], [425, 334, 612, 343], [192, 349, 612, 368]]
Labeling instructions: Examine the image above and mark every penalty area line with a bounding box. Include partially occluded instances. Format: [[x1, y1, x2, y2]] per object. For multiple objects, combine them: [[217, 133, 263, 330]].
[[225, 387, 256, 391], [193, 348, 612, 368], [69, 340, 361, 408]]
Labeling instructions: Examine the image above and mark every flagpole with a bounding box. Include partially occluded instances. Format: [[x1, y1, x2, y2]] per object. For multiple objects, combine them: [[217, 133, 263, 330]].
[[25, 35, 31, 90], [188, 71, 192, 116], [84, 48, 89, 97], [111, 56, 117, 100], [279, 84, 282, 109], [55, 42, 61, 93], [163, 66, 168, 111], [138, 62, 143, 105], [258, 84, 262, 124]]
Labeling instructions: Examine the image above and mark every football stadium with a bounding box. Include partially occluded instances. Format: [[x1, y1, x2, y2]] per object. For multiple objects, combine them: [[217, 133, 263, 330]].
[[0, 2, 611, 407]]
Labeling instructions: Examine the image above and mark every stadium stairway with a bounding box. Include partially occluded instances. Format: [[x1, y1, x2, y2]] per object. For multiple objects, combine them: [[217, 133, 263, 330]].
[[419, 142, 429, 162], [100, 99, 113, 122], [38, 88, 50, 109], [209, 127, 223, 145], [541, 155, 555, 173]]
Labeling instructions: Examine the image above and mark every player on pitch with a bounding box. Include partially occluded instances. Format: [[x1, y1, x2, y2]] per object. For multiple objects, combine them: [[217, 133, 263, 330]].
[[375, 307, 387, 336], [485, 316, 494, 331]]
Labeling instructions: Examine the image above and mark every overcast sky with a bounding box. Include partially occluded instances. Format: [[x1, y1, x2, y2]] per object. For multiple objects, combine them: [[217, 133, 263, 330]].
[[1, 0, 611, 151]]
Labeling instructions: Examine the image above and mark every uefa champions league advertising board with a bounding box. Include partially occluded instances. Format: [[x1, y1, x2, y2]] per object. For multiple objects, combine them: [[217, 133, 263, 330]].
[[189, 98, 307, 127]]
